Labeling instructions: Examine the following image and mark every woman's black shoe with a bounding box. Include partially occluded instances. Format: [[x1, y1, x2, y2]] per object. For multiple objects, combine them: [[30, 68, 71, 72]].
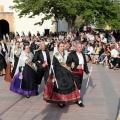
[[58, 104, 65, 108], [26, 95, 30, 98], [77, 103, 84, 107], [36, 92, 39, 96]]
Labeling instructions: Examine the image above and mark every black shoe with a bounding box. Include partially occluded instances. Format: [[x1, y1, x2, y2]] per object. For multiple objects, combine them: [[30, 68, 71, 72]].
[[77, 102, 84, 107], [26, 95, 30, 98], [36, 92, 39, 96], [114, 67, 119, 70], [58, 104, 65, 108]]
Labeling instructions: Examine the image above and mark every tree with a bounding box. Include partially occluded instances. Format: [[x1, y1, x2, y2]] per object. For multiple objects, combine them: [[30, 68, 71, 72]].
[[11, 0, 79, 31], [76, 0, 120, 30], [94, 0, 120, 30], [11, 0, 120, 31], [108, 0, 120, 30], [74, 16, 85, 30]]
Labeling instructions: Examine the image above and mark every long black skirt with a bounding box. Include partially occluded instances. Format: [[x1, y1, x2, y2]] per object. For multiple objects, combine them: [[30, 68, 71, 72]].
[[0, 54, 7, 75], [10, 64, 37, 96], [11, 55, 19, 77], [21, 64, 37, 93]]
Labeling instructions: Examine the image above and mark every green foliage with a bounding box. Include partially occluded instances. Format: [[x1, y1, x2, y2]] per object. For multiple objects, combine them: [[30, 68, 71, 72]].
[[94, 0, 120, 30], [74, 16, 85, 29], [11, 0, 120, 30]]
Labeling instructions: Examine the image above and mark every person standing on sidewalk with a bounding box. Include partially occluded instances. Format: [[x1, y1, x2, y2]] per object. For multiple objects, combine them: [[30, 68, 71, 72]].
[[43, 41, 80, 108], [66, 42, 90, 107], [10, 44, 37, 98], [0, 39, 8, 58], [0, 43, 7, 76], [33, 42, 51, 95]]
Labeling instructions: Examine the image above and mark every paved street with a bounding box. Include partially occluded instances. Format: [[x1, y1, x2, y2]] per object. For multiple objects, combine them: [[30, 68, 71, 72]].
[[0, 63, 120, 120]]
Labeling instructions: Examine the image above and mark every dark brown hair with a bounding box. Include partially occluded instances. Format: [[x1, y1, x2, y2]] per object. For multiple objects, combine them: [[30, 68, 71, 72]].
[[57, 41, 65, 48], [15, 41, 20, 45], [23, 44, 29, 50]]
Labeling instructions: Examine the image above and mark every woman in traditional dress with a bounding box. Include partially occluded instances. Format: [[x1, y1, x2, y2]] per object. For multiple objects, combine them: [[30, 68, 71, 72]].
[[10, 44, 37, 98], [0, 39, 8, 58], [9, 38, 17, 56], [11, 41, 22, 77], [4, 41, 22, 82], [43, 41, 80, 108], [0, 45, 7, 76], [4, 38, 17, 81]]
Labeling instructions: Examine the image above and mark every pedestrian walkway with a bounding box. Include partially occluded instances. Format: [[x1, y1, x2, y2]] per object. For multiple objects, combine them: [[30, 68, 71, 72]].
[[0, 64, 120, 120]]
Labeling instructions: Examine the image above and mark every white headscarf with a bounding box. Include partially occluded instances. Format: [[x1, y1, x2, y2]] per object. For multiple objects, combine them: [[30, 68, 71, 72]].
[[15, 51, 33, 75], [0, 45, 2, 55]]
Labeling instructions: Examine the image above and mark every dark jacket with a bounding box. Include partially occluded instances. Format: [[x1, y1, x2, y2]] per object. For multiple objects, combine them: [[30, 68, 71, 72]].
[[66, 51, 89, 74], [52, 55, 75, 94], [32, 50, 51, 69], [99, 48, 104, 57], [30, 42, 37, 54], [0, 43, 8, 53]]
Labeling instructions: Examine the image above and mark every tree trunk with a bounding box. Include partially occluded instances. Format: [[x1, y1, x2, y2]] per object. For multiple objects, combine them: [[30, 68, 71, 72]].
[[68, 21, 75, 32], [66, 15, 76, 32]]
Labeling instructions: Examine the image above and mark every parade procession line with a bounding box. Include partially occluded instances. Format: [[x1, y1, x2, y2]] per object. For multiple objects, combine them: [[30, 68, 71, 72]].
[[0, 63, 120, 120]]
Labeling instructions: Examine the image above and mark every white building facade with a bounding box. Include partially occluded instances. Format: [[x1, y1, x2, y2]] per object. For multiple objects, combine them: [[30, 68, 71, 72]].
[[0, 0, 68, 38]]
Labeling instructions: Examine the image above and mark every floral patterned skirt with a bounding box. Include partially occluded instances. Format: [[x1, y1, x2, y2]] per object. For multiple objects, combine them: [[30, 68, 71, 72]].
[[43, 75, 80, 104]]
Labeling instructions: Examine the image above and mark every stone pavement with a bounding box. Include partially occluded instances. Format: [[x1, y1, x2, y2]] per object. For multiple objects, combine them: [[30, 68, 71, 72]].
[[0, 63, 120, 120]]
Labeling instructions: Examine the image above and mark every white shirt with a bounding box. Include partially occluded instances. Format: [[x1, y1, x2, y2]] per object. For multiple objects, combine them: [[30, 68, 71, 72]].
[[100, 34, 103, 39], [87, 46, 93, 54], [64, 50, 69, 63], [111, 36, 115, 42], [1, 43, 6, 52], [102, 38, 107, 44], [86, 33, 90, 40], [59, 35, 64, 40], [0, 45, 2, 54], [116, 43, 119, 49], [89, 35, 95, 41], [76, 52, 84, 69], [42, 51, 48, 65], [111, 49, 119, 58]]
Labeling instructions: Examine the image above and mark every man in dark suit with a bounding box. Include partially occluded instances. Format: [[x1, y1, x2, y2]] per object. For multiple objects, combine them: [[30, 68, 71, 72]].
[[0, 39, 8, 57], [33, 42, 51, 94], [66, 42, 90, 107], [30, 40, 37, 54]]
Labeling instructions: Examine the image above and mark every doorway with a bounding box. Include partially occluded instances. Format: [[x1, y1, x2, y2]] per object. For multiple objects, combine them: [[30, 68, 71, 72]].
[[44, 29, 50, 36], [0, 19, 9, 39]]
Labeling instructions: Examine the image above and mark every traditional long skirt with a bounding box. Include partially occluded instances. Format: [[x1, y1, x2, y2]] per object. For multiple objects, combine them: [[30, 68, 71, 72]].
[[10, 64, 37, 96], [11, 55, 19, 77], [4, 62, 12, 82], [0, 54, 6, 76], [43, 75, 80, 104]]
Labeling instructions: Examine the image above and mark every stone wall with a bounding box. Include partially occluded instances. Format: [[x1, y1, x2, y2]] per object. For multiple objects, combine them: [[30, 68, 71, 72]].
[[0, 12, 15, 32]]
